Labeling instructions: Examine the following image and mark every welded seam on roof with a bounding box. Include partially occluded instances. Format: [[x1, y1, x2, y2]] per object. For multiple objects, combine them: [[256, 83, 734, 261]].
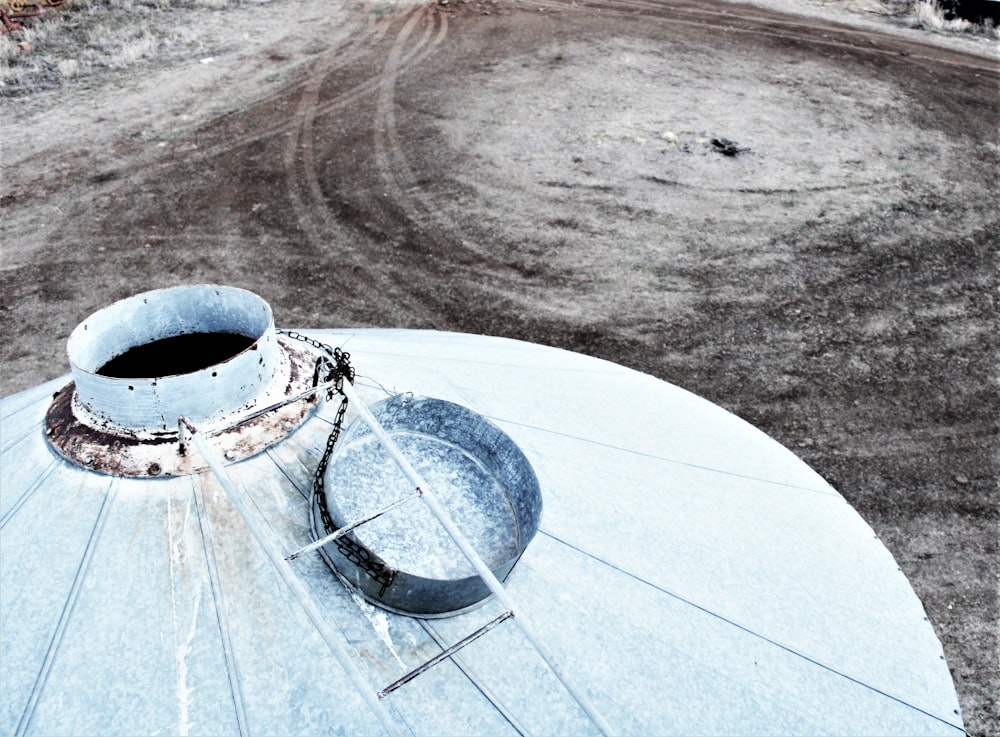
[[420, 618, 529, 737], [320, 330, 619, 375], [0, 457, 58, 530], [352, 347, 623, 376], [15, 478, 116, 737], [191, 475, 250, 737], [542, 530, 966, 734], [493, 417, 840, 497], [327, 361, 835, 497], [0, 422, 41, 457], [0, 381, 66, 422], [0, 399, 39, 423], [266, 446, 312, 503]]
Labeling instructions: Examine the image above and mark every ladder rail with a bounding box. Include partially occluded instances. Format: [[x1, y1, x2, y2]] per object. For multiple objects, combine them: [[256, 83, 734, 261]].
[[180, 374, 616, 737], [178, 416, 404, 737], [338, 381, 615, 737]]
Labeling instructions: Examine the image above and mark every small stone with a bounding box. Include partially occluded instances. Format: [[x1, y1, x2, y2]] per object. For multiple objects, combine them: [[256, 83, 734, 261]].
[[711, 137, 745, 157], [953, 474, 970, 485]]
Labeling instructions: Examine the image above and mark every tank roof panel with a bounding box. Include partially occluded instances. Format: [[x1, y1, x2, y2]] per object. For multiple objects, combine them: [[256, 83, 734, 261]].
[[0, 329, 963, 736]]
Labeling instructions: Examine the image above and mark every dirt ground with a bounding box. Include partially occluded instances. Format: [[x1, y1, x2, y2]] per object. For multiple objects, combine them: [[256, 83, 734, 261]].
[[1, 0, 998, 733]]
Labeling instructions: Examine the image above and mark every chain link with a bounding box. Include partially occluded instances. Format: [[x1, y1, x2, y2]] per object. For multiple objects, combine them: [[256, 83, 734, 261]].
[[278, 330, 397, 595]]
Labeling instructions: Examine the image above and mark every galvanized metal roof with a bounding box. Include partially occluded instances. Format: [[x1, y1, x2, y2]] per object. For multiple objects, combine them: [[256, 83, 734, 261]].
[[1, 328, 964, 736]]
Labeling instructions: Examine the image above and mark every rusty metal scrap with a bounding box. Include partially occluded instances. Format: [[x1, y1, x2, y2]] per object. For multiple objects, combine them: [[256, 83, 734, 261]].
[[2, 0, 69, 34]]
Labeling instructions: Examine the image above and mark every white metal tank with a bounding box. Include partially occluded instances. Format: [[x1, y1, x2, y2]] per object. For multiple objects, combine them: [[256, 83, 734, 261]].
[[0, 285, 964, 736]]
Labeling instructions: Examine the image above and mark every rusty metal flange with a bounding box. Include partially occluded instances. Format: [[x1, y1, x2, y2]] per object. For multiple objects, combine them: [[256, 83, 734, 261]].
[[44, 338, 320, 478]]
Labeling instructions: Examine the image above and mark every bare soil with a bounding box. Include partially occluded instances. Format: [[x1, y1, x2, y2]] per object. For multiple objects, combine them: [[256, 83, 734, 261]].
[[1, 0, 997, 733]]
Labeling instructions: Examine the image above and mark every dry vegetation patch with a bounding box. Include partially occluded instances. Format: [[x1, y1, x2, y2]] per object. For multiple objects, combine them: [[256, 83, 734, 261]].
[[1, 0, 997, 97], [1, 0, 274, 94]]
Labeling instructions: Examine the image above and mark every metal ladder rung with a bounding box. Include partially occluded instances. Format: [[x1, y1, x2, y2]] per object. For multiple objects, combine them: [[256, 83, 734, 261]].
[[378, 610, 515, 699], [285, 489, 423, 561]]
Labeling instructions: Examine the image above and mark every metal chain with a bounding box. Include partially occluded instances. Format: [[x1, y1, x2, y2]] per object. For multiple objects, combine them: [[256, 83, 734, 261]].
[[278, 329, 352, 397], [278, 330, 397, 595]]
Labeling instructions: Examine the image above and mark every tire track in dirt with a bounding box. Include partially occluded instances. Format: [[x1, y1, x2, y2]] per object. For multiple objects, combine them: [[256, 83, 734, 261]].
[[285, 6, 451, 325], [20, 8, 402, 207], [371, 6, 503, 266], [0, 10, 390, 285], [283, 15, 397, 256], [173, 12, 388, 172], [531, 0, 998, 75], [361, 0, 996, 331], [369, 6, 594, 325], [372, 7, 448, 237], [640, 174, 903, 195]]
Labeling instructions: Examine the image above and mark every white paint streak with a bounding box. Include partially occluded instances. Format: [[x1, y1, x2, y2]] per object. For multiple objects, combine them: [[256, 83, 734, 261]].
[[175, 588, 201, 737], [167, 492, 198, 737], [349, 589, 406, 668]]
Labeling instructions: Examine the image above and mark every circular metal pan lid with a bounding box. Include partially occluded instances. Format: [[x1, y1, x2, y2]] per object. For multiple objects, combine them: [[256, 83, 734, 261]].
[[316, 394, 542, 617]]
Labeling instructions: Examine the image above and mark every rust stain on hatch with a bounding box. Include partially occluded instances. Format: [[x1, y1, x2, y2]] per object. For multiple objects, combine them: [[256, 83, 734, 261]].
[[44, 341, 320, 478]]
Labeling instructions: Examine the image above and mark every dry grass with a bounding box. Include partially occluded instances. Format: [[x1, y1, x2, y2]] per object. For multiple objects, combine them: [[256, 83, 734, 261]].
[[1, 0, 997, 95], [901, 0, 999, 33], [911, 0, 973, 29], [1, 0, 253, 95]]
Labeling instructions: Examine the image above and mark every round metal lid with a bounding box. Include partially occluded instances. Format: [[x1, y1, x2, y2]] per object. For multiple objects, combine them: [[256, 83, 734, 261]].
[[316, 394, 542, 617]]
